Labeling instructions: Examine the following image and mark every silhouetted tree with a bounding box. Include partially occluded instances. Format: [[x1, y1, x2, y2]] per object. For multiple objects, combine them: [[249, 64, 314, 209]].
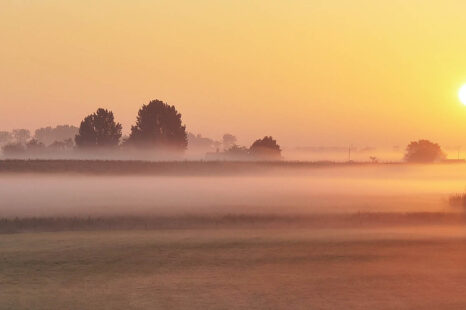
[[12, 129, 30, 144], [75, 108, 122, 148], [127, 100, 187, 151], [34, 125, 79, 146], [222, 134, 237, 150], [404, 140, 445, 163], [249, 136, 282, 160]]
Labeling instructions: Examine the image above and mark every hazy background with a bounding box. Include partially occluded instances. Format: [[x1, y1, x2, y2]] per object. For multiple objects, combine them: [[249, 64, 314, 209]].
[[1, 0, 466, 149], [2, 164, 465, 218]]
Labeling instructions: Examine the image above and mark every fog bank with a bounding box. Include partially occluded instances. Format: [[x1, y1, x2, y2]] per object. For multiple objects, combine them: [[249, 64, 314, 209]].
[[1, 164, 465, 217]]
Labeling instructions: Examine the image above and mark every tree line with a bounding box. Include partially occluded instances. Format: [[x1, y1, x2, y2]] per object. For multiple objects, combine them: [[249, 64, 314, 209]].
[[0, 99, 282, 160], [0, 98, 451, 163]]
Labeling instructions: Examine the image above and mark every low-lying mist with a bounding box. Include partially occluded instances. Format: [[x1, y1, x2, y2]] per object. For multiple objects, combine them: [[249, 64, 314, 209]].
[[1, 163, 466, 218]]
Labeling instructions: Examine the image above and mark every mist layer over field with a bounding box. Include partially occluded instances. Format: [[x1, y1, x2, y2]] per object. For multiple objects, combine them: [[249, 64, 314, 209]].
[[1, 163, 465, 217], [2, 163, 466, 309]]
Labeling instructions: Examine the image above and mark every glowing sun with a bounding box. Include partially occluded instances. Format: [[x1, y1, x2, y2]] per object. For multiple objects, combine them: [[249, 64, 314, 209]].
[[460, 84, 466, 105]]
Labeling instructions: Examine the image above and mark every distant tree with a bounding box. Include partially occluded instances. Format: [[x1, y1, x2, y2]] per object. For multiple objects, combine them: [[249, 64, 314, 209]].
[[75, 108, 122, 148], [1, 142, 26, 156], [222, 134, 237, 150], [249, 136, 282, 160], [188, 133, 220, 151], [26, 139, 44, 148], [34, 125, 79, 146], [48, 138, 74, 152], [0, 131, 12, 145], [12, 129, 30, 144], [25, 139, 46, 155], [404, 139, 446, 163], [127, 100, 187, 151], [214, 141, 222, 150], [224, 144, 250, 159]]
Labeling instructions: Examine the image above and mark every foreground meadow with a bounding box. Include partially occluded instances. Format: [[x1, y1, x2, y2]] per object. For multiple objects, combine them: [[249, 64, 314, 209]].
[[2, 225, 466, 310], [2, 162, 466, 309]]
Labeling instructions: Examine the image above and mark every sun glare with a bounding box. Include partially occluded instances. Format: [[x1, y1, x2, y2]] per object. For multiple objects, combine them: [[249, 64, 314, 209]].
[[459, 84, 466, 105]]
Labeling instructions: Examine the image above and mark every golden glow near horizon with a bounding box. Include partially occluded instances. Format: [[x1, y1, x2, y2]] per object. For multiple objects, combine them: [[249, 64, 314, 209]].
[[1, 1, 466, 148], [459, 85, 466, 106]]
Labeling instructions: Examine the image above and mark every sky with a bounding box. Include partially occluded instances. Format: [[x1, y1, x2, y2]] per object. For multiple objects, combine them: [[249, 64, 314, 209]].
[[1, 0, 466, 148]]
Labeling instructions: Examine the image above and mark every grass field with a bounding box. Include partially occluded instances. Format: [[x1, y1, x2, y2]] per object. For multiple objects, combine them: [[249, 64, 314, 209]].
[[2, 160, 466, 309], [2, 225, 466, 310]]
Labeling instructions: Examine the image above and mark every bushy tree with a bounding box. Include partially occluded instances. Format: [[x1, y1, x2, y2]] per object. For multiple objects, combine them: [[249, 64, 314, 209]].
[[127, 100, 187, 151], [249, 136, 282, 160], [404, 139, 445, 163], [75, 108, 122, 148]]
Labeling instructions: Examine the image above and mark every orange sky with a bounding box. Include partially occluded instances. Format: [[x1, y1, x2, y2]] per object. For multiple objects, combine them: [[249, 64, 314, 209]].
[[1, 0, 466, 148]]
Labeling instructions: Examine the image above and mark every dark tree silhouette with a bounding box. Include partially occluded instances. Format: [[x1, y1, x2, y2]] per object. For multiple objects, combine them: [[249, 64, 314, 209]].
[[404, 139, 445, 163], [127, 100, 187, 151], [249, 136, 282, 160], [222, 133, 237, 150], [75, 108, 122, 148]]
